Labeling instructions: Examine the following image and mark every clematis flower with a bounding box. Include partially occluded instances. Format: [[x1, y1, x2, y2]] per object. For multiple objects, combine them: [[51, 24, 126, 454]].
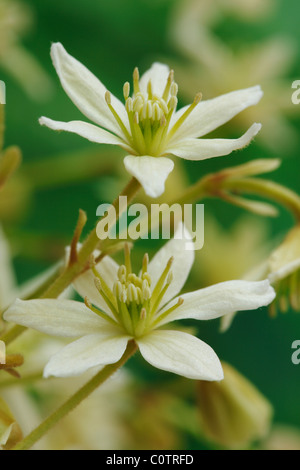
[[39, 42, 263, 198], [4, 224, 275, 380]]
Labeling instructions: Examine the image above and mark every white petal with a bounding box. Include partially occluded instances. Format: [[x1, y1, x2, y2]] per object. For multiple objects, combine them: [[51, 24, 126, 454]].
[[139, 62, 171, 97], [39, 117, 132, 152], [147, 222, 194, 306], [44, 332, 130, 377], [4, 298, 106, 337], [123, 155, 174, 198], [157, 279, 276, 326], [73, 254, 119, 314], [50, 42, 129, 138], [170, 86, 263, 142], [167, 123, 261, 161], [137, 330, 224, 381]]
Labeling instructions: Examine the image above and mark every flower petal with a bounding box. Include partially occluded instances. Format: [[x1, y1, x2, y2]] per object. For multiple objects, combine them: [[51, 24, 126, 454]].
[[44, 332, 130, 378], [123, 155, 174, 198], [167, 123, 261, 161], [39, 117, 133, 152], [147, 222, 194, 307], [170, 86, 263, 142], [139, 62, 171, 97], [137, 330, 224, 381], [156, 279, 276, 326], [4, 298, 106, 337], [124, 155, 174, 198], [50, 42, 129, 139], [73, 254, 120, 314]]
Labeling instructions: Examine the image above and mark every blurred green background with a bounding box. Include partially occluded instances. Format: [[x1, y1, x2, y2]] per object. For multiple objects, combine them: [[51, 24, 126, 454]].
[[2, 0, 300, 449]]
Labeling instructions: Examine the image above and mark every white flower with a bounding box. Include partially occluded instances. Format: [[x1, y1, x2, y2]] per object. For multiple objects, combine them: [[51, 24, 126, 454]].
[[39, 42, 263, 198], [4, 224, 275, 380]]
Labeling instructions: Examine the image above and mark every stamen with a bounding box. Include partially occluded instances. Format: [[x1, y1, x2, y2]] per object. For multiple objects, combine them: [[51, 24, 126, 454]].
[[170, 82, 178, 97], [118, 265, 127, 283], [84, 296, 119, 326], [124, 243, 132, 274], [92, 265, 118, 310], [142, 272, 152, 286], [133, 67, 140, 95], [142, 253, 149, 276], [162, 69, 174, 102], [94, 278, 119, 320], [134, 307, 148, 337], [142, 279, 151, 300], [151, 297, 184, 328], [147, 80, 153, 100], [150, 256, 174, 310], [167, 92, 202, 141], [127, 283, 138, 303], [105, 91, 132, 142], [150, 270, 173, 315], [123, 81, 130, 100]]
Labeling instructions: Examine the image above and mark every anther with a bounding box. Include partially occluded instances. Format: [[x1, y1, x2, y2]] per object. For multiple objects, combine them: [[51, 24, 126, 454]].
[[133, 67, 140, 95], [142, 253, 149, 275], [125, 97, 133, 113], [140, 307, 147, 320], [147, 80, 153, 100], [84, 297, 92, 309], [162, 69, 175, 101], [142, 280, 151, 300], [168, 95, 178, 111], [170, 82, 178, 97], [94, 277, 102, 292], [194, 92, 202, 105], [127, 283, 138, 303], [105, 90, 111, 105], [118, 265, 127, 283], [123, 82, 130, 100]]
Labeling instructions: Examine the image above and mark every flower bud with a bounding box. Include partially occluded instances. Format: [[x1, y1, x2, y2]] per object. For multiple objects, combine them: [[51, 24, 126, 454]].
[[197, 362, 273, 448]]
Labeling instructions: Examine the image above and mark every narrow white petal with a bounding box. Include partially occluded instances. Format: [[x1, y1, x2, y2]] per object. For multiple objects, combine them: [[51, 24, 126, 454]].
[[157, 279, 276, 326], [147, 222, 194, 306], [123, 155, 174, 198], [137, 330, 224, 381], [167, 124, 261, 161], [44, 332, 130, 378], [73, 254, 119, 314], [4, 298, 106, 337], [39, 117, 132, 151], [139, 62, 171, 97], [170, 86, 263, 141], [50, 42, 129, 138]]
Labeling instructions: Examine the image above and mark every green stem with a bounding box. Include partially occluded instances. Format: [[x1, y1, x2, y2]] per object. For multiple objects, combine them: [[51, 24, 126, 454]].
[[11, 340, 138, 451]]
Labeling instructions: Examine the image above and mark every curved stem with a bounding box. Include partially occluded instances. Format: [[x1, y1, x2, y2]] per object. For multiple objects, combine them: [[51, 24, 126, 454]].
[[11, 340, 138, 451]]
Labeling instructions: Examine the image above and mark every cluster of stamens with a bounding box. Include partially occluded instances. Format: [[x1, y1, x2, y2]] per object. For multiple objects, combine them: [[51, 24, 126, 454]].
[[269, 268, 300, 316], [85, 245, 184, 337], [105, 67, 202, 157]]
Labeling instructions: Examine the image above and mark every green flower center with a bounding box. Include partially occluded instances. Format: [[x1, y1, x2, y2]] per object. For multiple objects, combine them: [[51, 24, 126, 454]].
[[105, 67, 202, 157], [85, 245, 183, 338]]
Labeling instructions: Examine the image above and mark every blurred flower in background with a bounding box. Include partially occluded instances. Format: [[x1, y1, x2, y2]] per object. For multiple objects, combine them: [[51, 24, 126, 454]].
[[0, 0, 53, 101], [197, 361, 273, 449], [167, 0, 298, 154]]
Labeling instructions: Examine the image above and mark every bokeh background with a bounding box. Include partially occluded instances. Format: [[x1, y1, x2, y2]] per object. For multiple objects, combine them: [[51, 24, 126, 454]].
[[1, 0, 300, 450]]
